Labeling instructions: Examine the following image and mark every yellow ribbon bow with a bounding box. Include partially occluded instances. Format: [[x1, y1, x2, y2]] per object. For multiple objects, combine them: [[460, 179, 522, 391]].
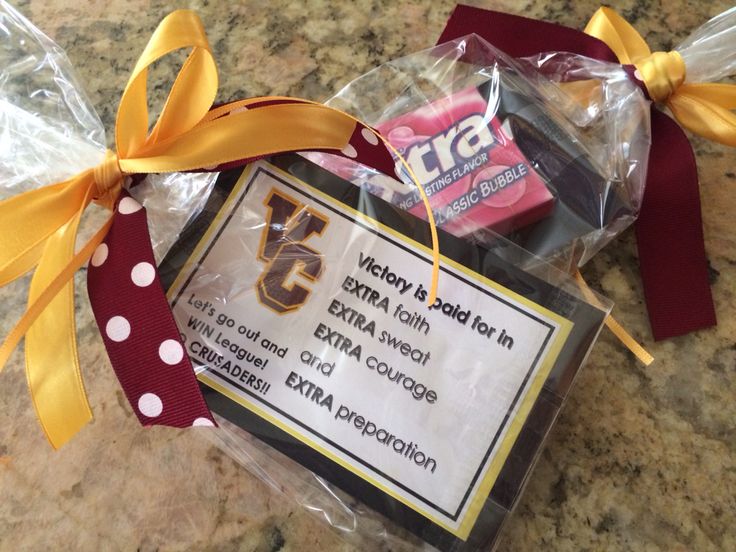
[[585, 7, 736, 146], [0, 10, 438, 448]]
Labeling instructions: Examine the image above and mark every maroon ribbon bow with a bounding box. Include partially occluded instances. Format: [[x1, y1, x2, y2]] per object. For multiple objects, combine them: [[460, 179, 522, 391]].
[[439, 5, 717, 341]]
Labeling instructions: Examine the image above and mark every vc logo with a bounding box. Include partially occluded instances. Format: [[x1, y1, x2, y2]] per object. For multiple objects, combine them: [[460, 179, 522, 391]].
[[256, 188, 329, 313]]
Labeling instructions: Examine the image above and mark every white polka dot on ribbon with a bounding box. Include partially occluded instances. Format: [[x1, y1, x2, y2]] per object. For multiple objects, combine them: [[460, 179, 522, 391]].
[[118, 197, 142, 215], [138, 393, 163, 417], [361, 127, 379, 146], [341, 144, 358, 158], [106, 316, 131, 342], [192, 417, 215, 427], [91, 243, 109, 267], [131, 262, 156, 287], [159, 339, 184, 365]]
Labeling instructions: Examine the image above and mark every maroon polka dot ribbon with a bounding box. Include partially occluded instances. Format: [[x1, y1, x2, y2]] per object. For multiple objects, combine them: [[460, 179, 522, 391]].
[[87, 191, 216, 428], [0, 10, 440, 449], [199, 98, 400, 178], [85, 115, 401, 431]]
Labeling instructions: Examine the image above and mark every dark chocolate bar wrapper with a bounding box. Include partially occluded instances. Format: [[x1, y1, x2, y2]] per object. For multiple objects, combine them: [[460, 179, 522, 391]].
[[476, 75, 634, 264]]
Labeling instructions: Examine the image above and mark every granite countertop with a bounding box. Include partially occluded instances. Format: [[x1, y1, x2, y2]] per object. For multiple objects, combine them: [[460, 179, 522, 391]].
[[1, 0, 735, 550]]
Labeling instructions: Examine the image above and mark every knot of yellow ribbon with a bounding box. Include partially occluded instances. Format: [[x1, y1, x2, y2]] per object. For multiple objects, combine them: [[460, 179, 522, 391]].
[[0, 9, 439, 448], [585, 7, 736, 146], [92, 150, 124, 210], [635, 50, 686, 103]]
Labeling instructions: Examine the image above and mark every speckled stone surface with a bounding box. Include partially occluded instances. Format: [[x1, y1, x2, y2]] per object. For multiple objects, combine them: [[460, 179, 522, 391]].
[[1, 1, 734, 551]]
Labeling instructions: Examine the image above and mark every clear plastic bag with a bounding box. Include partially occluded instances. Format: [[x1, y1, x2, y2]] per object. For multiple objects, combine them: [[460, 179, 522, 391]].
[[0, 3, 610, 551], [0, 0, 216, 262], [162, 12, 734, 551], [676, 6, 736, 83], [12, 2, 734, 551]]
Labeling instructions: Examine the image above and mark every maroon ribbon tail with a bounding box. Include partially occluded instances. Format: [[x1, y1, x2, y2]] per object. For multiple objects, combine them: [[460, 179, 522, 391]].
[[438, 5, 620, 62], [438, 4, 717, 340], [636, 110, 716, 339], [87, 190, 216, 428]]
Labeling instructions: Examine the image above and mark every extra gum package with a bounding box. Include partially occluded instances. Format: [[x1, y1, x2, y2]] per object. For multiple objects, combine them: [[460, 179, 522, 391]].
[[372, 87, 555, 236]]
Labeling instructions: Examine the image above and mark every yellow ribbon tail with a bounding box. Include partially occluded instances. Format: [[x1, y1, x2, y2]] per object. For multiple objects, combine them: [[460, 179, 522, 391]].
[[381, 137, 440, 305], [121, 103, 356, 171], [603, 315, 654, 366], [0, 173, 93, 286], [574, 271, 653, 366], [27, 198, 90, 448], [584, 7, 651, 64], [0, 205, 110, 371], [0, 212, 110, 448], [669, 84, 736, 146], [679, 83, 736, 109]]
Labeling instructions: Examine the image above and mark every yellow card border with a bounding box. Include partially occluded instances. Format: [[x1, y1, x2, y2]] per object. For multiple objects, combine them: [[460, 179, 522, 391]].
[[167, 161, 574, 540]]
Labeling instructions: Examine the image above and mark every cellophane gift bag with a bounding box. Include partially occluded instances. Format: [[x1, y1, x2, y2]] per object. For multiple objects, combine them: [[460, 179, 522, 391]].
[[1, 2, 626, 551], [157, 35, 630, 552], [0, 1, 217, 260]]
